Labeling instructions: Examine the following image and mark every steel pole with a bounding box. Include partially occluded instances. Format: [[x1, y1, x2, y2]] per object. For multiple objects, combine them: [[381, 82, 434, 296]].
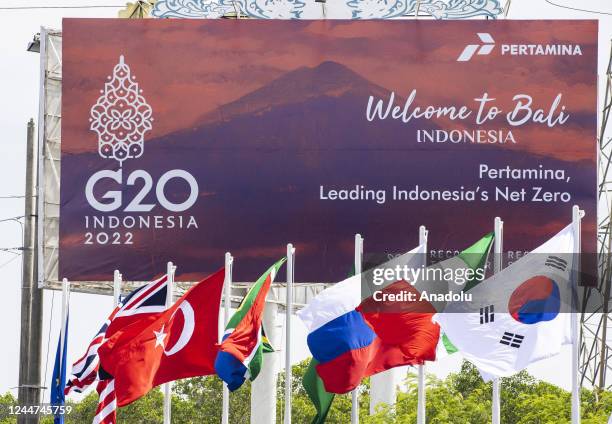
[[17, 119, 43, 424], [163, 262, 176, 424], [571, 206, 582, 424], [221, 252, 233, 424], [285, 244, 295, 424], [492, 217, 504, 424], [417, 225, 428, 424], [113, 270, 122, 307], [351, 234, 363, 424]]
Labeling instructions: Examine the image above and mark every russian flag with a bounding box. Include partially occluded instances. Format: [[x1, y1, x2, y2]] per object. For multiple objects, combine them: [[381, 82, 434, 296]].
[[298, 244, 440, 394]]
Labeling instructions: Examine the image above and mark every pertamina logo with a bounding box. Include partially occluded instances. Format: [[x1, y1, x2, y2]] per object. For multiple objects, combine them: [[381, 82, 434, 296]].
[[457, 33, 495, 62], [85, 55, 199, 245], [457, 33, 582, 62]]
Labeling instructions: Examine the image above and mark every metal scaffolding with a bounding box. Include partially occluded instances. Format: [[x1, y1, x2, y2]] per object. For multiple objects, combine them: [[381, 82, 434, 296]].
[[580, 41, 612, 391]]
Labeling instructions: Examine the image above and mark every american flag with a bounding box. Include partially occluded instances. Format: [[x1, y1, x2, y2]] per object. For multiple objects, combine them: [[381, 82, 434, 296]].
[[64, 275, 169, 423], [92, 378, 116, 424]]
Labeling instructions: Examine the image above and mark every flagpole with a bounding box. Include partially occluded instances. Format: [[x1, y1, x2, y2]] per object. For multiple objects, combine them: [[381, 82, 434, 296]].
[[163, 262, 176, 424], [417, 225, 428, 424], [351, 234, 363, 424], [59, 277, 70, 385], [571, 205, 582, 424], [222, 253, 233, 424], [285, 244, 295, 424], [492, 217, 504, 424], [113, 270, 122, 308]]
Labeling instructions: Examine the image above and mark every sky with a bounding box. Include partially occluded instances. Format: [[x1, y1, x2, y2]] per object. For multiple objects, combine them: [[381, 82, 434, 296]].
[[0, 0, 611, 404]]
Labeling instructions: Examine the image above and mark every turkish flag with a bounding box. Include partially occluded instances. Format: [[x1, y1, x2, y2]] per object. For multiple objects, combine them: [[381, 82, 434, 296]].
[[98, 268, 225, 406]]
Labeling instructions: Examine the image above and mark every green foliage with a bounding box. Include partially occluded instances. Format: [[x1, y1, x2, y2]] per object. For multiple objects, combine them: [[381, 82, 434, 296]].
[[365, 361, 612, 424], [0, 392, 17, 424], [3, 360, 612, 423]]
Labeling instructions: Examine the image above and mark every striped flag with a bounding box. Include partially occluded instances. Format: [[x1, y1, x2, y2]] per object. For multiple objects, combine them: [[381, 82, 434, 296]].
[[65, 275, 169, 395], [215, 258, 286, 391], [92, 378, 116, 424], [64, 314, 114, 395]]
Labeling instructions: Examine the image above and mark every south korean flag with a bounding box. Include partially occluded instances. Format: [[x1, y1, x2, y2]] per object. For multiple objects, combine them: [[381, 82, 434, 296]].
[[435, 224, 575, 381]]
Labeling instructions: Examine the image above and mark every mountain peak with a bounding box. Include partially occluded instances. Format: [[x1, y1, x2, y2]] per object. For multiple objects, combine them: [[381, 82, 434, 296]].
[[279, 60, 372, 90], [311, 60, 359, 74], [199, 61, 389, 125]]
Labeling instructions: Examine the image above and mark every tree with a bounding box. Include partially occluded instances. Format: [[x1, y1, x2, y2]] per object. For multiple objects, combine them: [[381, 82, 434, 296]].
[[3, 359, 612, 423], [0, 392, 17, 424]]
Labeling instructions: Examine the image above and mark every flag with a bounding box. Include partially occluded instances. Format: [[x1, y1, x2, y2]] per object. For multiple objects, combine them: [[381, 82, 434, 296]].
[[302, 358, 334, 424], [99, 269, 225, 406], [215, 258, 286, 391], [436, 333, 459, 360], [92, 378, 116, 424], [434, 233, 493, 359], [298, 244, 438, 394], [50, 314, 69, 424], [105, 274, 169, 336], [298, 233, 493, 395], [65, 275, 169, 395], [436, 224, 575, 380], [430, 235, 494, 361], [409, 232, 494, 311], [301, 262, 363, 424]]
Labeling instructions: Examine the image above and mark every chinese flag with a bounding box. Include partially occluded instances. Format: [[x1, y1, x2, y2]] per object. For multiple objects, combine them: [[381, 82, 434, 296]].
[[98, 268, 225, 406]]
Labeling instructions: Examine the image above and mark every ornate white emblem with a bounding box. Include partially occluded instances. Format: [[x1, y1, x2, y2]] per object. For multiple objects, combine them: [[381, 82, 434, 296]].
[[151, 0, 501, 19], [90, 55, 153, 165], [152, 0, 236, 18], [412, 0, 501, 19]]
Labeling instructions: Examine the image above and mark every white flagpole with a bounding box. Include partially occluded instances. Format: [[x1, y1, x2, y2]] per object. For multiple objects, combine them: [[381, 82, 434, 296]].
[[351, 234, 363, 424], [492, 217, 504, 424], [571, 205, 582, 424], [113, 270, 122, 308], [163, 262, 176, 424], [285, 244, 295, 424], [59, 277, 70, 379], [222, 253, 233, 424], [416, 225, 428, 424]]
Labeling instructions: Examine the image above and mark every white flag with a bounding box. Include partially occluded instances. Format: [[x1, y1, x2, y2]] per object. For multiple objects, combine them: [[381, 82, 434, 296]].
[[435, 224, 575, 380]]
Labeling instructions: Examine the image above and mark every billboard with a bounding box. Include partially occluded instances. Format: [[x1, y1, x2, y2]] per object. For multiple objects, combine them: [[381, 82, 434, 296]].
[[60, 19, 597, 283]]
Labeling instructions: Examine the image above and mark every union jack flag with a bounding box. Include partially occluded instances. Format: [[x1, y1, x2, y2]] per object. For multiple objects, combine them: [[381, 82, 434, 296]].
[[64, 275, 169, 423]]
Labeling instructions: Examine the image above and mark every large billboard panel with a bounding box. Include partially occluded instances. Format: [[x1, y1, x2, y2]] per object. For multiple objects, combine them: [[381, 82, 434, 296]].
[[60, 19, 598, 283]]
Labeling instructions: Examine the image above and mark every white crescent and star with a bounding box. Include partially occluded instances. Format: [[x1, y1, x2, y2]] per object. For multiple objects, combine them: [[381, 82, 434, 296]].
[[152, 300, 196, 356], [154, 325, 167, 348]]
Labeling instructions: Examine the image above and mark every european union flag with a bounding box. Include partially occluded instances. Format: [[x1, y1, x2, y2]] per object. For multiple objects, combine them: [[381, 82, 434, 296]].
[[50, 314, 69, 424]]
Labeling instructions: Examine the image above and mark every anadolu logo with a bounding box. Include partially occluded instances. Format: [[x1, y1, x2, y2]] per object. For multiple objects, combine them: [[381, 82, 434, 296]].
[[457, 33, 583, 62], [508, 275, 561, 325], [85, 55, 198, 215]]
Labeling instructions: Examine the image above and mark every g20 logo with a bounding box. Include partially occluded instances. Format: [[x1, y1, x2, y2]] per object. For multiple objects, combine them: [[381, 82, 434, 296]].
[[85, 168, 199, 213], [83, 55, 199, 245]]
